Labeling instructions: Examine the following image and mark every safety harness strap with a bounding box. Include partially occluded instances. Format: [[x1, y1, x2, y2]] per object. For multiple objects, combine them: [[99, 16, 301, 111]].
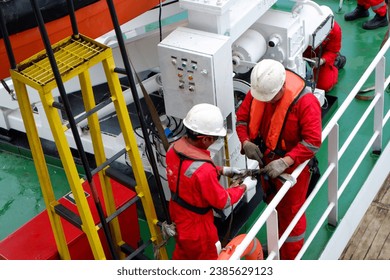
[[171, 192, 212, 215], [172, 150, 213, 215]]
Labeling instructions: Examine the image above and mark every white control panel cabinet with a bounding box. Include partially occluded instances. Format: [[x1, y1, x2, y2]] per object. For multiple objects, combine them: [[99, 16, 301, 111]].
[[158, 27, 234, 119]]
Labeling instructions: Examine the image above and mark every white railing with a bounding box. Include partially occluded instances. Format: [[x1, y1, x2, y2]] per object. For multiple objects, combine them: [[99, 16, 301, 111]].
[[230, 35, 390, 260]]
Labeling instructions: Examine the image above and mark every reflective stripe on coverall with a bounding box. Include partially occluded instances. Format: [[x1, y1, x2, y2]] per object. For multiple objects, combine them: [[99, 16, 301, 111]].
[[359, 0, 387, 16]]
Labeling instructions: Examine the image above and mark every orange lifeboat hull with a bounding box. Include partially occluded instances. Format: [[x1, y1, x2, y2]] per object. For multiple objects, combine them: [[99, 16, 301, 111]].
[[0, 0, 161, 80]]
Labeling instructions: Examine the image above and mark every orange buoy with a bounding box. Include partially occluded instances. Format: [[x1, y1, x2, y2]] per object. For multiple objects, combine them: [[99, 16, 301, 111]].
[[218, 234, 263, 260]]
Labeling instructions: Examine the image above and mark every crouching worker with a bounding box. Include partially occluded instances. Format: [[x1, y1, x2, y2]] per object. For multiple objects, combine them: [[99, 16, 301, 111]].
[[166, 103, 257, 260], [304, 6, 346, 92]]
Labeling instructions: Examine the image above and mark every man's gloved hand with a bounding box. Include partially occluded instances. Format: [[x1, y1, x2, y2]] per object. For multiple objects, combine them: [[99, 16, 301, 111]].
[[222, 166, 245, 178], [263, 158, 289, 178], [243, 141, 263, 166], [242, 176, 257, 192]]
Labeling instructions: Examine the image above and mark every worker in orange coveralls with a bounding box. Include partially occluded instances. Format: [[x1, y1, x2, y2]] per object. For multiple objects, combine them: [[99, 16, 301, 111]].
[[235, 59, 322, 259], [304, 6, 346, 92], [166, 103, 257, 260]]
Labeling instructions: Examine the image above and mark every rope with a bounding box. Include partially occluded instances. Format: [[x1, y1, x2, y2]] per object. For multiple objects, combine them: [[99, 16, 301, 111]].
[[162, 220, 176, 239], [355, 86, 375, 100], [153, 221, 176, 260]]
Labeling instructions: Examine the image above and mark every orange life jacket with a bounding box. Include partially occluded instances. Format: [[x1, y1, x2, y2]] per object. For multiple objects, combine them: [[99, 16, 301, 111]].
[[170, 137, 216, 214], [171, 137, 215, 165], [248, 70, 306, 151]]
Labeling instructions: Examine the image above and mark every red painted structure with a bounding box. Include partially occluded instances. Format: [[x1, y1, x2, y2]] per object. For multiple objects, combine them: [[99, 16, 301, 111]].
[[0, 176, 140, 260]]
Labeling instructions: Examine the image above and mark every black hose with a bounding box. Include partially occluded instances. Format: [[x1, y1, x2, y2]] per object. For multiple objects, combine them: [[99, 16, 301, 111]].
[[66, 0, 79, 38], [0, 2, 16, 69], [105, 0, 171, 225]]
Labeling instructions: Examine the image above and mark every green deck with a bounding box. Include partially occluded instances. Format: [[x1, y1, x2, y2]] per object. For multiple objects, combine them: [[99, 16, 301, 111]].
[[0, 144, 69, 240], [0, 0, 389, 259]]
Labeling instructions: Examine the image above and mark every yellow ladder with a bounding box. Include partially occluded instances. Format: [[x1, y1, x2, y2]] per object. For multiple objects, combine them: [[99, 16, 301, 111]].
[[10, 34, 168, 260]]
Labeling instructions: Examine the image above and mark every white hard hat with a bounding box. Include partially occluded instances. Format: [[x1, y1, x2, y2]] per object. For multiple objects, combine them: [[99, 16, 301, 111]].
[[183, 103, 227, 137], [250, 59, 286, 102]]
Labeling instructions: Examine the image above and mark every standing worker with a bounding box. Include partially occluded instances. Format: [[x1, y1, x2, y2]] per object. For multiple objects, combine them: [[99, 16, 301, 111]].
[[166, 103, 257, 260], [344, 0, 388, 30], [235, 59, 322, 259]]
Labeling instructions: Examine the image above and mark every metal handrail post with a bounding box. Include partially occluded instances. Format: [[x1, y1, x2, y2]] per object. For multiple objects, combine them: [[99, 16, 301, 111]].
[[266, 209, 280, 260], [328, 124, 339, 227], [373, 57, 385, 152]]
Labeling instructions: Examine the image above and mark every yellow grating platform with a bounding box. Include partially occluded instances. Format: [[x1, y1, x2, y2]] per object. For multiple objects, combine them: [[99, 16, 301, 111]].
[[15, 35, 108, 87]]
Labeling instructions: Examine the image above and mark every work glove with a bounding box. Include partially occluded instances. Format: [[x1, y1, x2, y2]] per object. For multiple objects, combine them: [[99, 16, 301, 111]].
[[242, 176, 257, 192], [243, 141, 263, 166], [221, 166, 245, 178], [263, 158, 289, 179]]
